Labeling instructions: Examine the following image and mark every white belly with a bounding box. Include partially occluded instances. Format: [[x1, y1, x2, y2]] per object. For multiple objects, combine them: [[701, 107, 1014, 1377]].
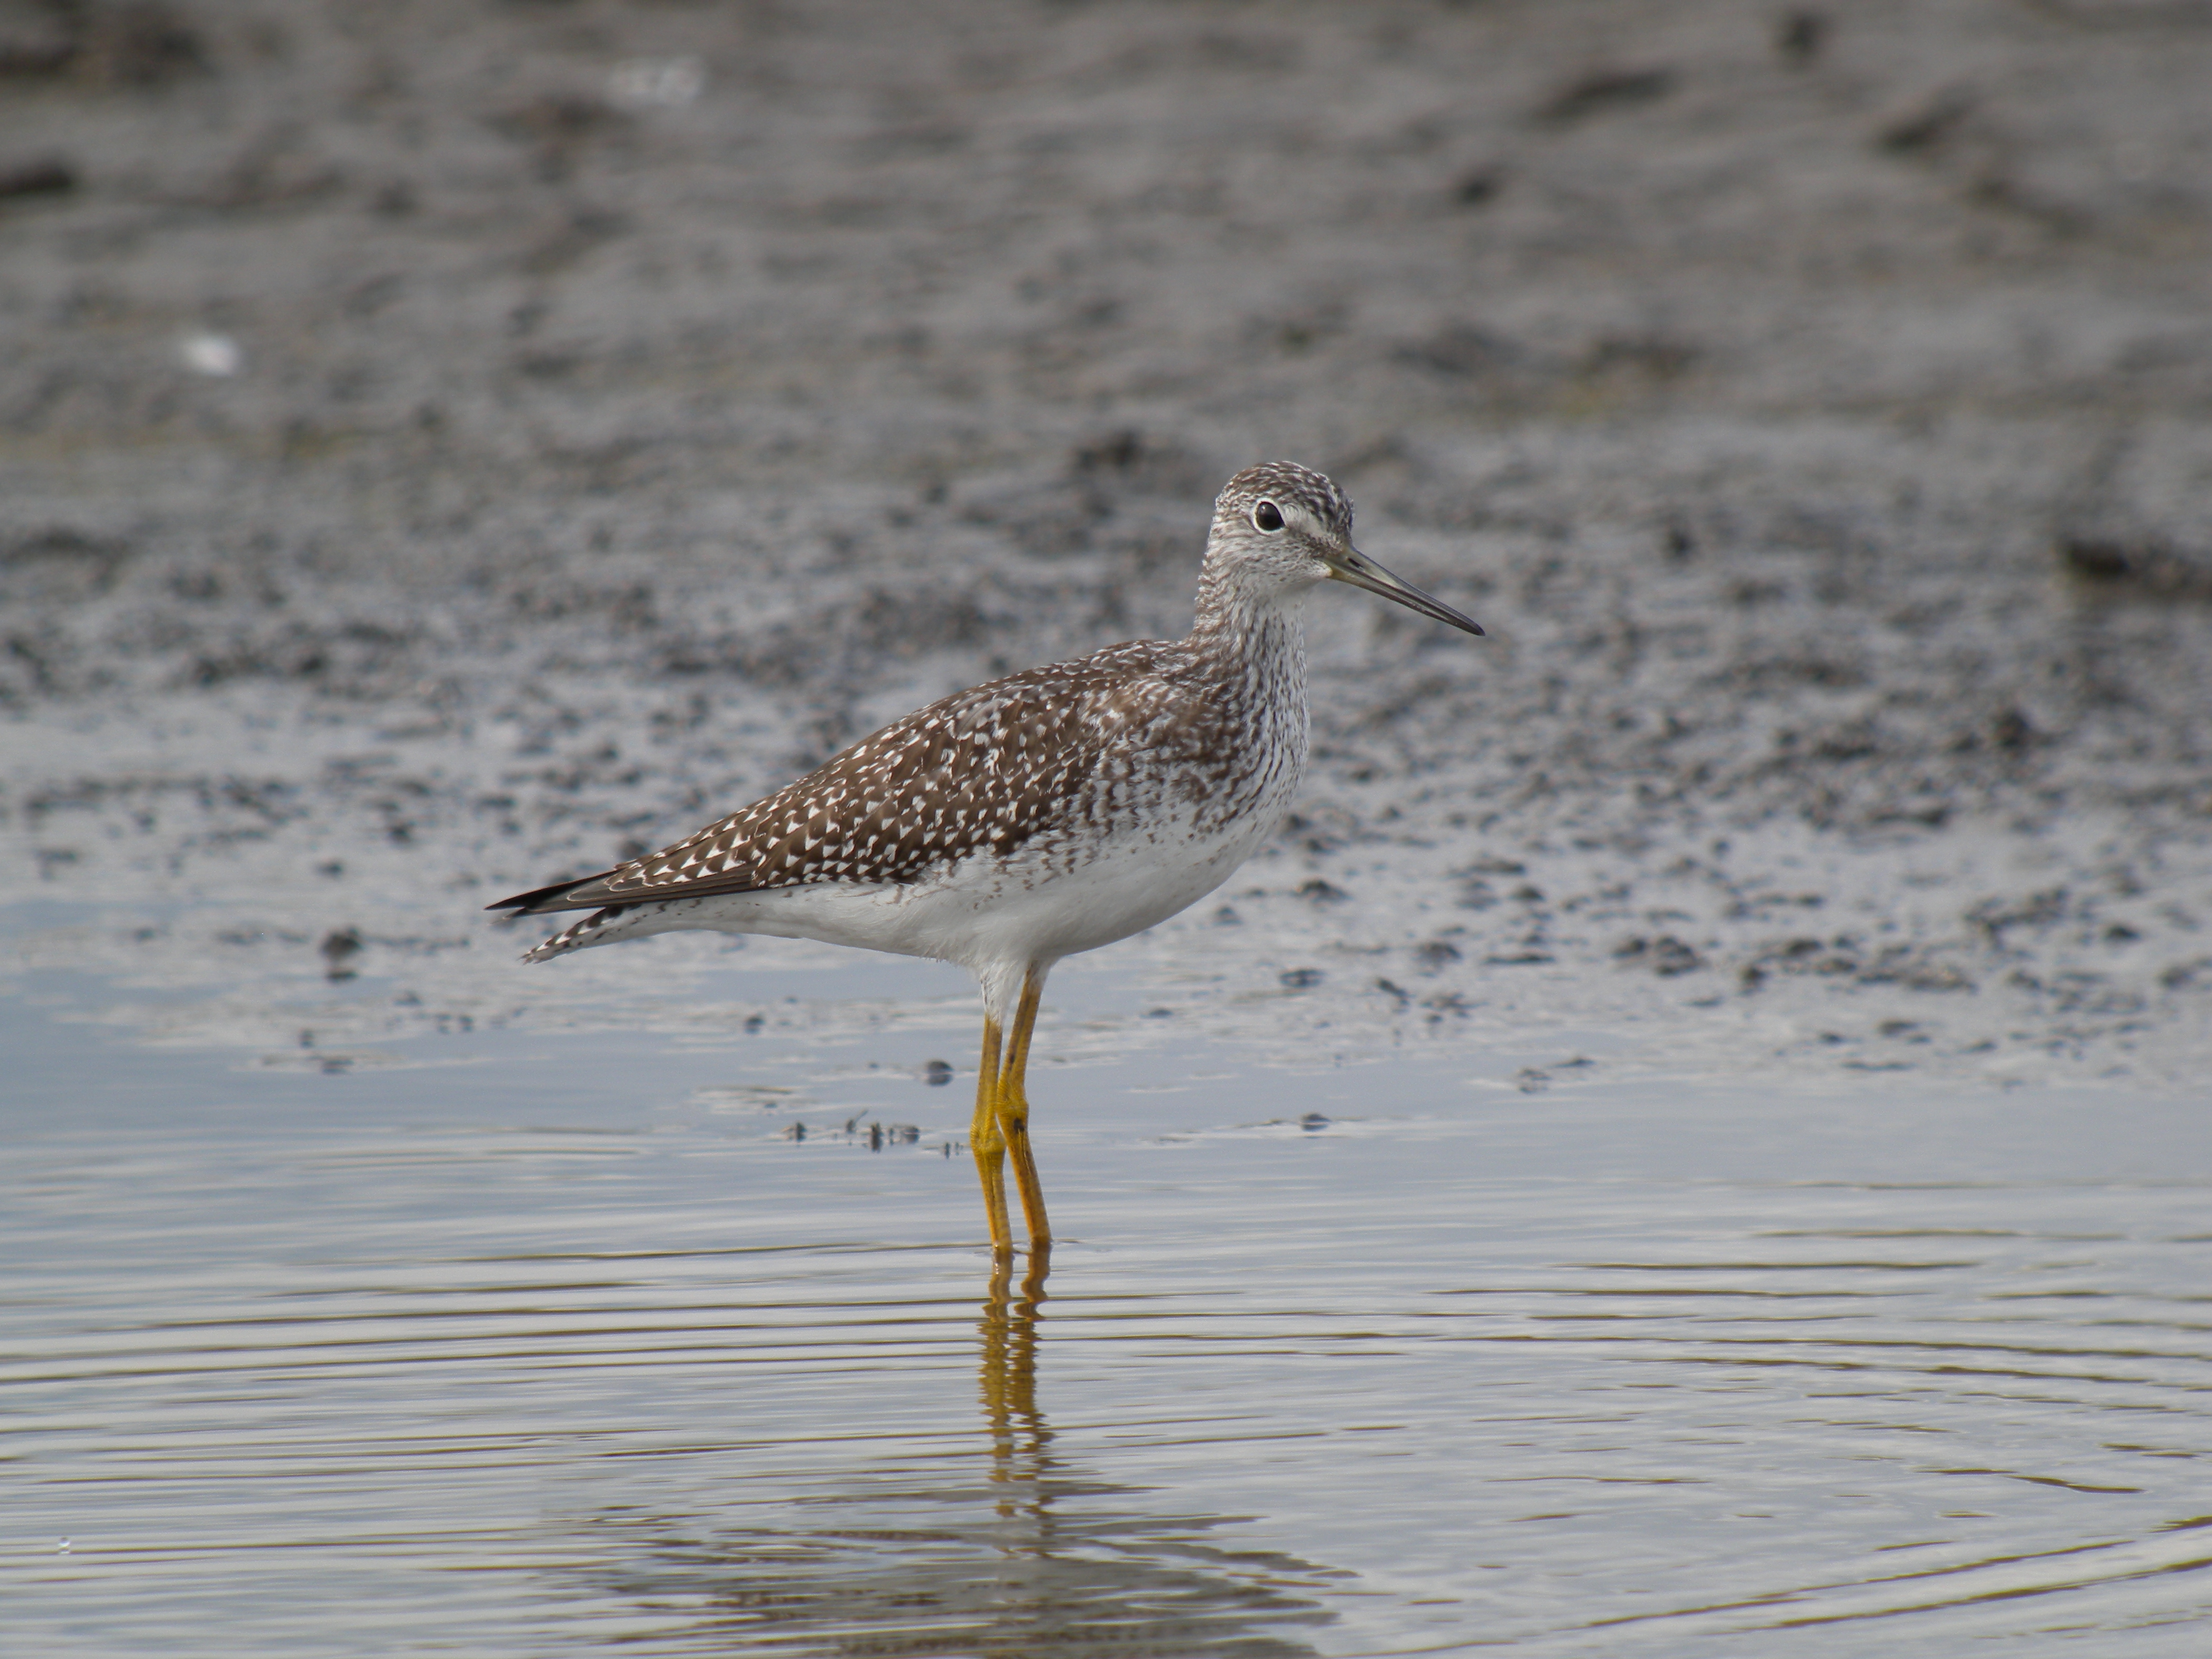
[[645, 799, 1277, 973]]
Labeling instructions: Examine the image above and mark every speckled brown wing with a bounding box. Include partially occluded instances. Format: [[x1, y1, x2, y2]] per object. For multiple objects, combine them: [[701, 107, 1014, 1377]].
[[496, 642, 1185, 915]]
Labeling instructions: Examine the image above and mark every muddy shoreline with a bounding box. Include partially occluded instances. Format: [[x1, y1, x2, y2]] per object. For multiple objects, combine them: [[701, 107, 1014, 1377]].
[[5, 0, 2209, 1086]]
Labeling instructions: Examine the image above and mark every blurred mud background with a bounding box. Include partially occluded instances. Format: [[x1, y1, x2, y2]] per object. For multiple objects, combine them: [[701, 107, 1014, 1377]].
[[3, 0, 2210, 1088]]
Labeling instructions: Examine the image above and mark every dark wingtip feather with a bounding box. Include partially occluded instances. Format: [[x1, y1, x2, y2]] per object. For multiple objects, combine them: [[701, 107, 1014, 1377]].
[[485, 868, 620, 914]]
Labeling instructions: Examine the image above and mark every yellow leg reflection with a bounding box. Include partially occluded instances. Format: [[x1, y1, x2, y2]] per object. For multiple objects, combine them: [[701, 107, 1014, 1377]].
[[606, 1242, 1341, 1652], [971, 1015, 1011, 1253], [995, 969, 1052, 1248], [979, 1244, 1052, 1519]]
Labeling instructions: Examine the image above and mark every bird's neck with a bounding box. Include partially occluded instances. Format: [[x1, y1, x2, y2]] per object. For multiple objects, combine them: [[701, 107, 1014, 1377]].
[[1188, 571, 1308, 662], [1181, 579, 1312, 805], [1186, 580, 1309, 726], [1194, 559, 1309, 641]]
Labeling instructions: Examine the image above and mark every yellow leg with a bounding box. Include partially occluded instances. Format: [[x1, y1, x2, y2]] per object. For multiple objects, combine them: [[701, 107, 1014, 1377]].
[[997, 970, 1052, 1247], [971, 1016, 1012, 1252]]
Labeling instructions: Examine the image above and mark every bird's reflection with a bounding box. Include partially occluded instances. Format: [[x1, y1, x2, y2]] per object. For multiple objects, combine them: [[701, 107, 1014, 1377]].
[[586, 1247, 1342, 1657], [978, 1245, 1053, 1520]]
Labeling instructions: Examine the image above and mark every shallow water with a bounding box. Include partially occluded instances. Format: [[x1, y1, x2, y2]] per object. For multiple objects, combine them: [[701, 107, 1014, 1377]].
[[7, 935, 2209, 1657]]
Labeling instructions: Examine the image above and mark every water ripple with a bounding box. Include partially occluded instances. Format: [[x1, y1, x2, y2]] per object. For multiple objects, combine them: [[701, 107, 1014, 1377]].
[[5, 997, 2209, 1654]]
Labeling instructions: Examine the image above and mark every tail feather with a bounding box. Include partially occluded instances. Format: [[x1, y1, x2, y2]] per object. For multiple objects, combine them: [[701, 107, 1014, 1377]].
[[522, 904, 638, 963]]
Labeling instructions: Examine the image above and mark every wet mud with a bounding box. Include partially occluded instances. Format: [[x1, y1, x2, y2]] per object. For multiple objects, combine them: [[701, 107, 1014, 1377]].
[[4, 0, 2211, 1085]]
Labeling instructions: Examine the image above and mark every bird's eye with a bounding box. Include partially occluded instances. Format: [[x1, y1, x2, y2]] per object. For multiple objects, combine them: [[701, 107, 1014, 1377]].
[[1252, 501, 1285, 533]]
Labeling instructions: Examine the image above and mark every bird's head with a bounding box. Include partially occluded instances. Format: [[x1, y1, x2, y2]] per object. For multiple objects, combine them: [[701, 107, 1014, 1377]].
[[1206, 462, 1484, 636]]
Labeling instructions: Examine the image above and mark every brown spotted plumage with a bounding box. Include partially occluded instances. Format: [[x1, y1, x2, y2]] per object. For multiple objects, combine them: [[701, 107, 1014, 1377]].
[[490, 462, 1483, 1257]]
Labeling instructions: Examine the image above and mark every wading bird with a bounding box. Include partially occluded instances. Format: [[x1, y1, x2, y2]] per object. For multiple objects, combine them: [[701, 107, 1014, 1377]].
[[492, 463, 1484, 1256]]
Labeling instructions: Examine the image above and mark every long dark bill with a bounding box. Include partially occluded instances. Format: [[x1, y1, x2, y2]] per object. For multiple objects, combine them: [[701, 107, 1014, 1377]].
[[1325, 547, 1485, 636]]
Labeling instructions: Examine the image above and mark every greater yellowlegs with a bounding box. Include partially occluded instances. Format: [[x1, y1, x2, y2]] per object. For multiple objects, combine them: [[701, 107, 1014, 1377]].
[[490, 463, 1484, 1254]]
